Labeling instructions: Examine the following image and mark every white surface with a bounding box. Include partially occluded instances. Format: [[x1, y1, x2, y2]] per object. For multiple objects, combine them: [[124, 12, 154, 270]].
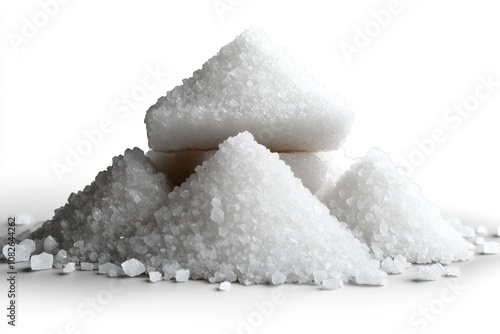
[[1, 0, 500, 333]]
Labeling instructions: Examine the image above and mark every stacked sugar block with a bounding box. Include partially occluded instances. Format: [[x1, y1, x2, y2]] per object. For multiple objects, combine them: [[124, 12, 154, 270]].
[[5, 28, 478, 288]]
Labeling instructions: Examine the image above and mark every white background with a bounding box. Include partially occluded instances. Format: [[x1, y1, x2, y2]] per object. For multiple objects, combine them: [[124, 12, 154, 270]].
[[1, 0, 499, 333]]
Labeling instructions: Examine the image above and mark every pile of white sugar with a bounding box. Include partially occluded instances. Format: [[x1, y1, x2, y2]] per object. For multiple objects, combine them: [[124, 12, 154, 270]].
[[1, 28, 490, 290]]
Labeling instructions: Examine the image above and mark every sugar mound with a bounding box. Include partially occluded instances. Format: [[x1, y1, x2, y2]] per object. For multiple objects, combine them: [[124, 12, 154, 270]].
[[81, 262, 94, 271], [29, 148, 170, 265], [322, 148, 472, 264], [153, 132, 375, 284], [145, 29, 353, 152], [175, 269, 190, 282], [31, 252, 53, 271], [478, 242, 500, 255], [322, 278, 344, 290], [63, 262, 76, 273], [122, 259, 146, 277], [149, 271, 162, 283], [219, 281, 231, 291]]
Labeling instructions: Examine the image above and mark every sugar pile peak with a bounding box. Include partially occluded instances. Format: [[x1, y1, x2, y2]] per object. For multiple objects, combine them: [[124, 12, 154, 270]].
[[145, 29, 353, 152]]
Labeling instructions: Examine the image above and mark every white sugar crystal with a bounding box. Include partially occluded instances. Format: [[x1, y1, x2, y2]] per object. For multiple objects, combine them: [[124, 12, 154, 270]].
[[219, 281, 232, 291], [20, 239, 36, 254], [354, 268, 388, 286], [63, 262, 76, 273], [3, 239, 35, 262], [444, 267, 461, 277], [416, 266, 442, 281], [478, 241, 500, 255], [154, 132, 377, 284], [395, 255, 412, 269], [145, 29, 353, 152], [43, 236, 59, 253], [271, 271, 287, 285], [175, 269, 190, 282], [149, 271, 162, 283], [381, 257, 406, 274], [475, 237, 485, 245], [461, 226, 476, 239], [28, 148, 170, 266], [122, 258, 146, 277], [54, 249, 68, 269], [322, 148, 472, 264], [476, 225, 488, 235], [322, 278, 344, 290], [30, 252, 54, 271], [81, 262, 94, 271], [99, 263, 123, 276]]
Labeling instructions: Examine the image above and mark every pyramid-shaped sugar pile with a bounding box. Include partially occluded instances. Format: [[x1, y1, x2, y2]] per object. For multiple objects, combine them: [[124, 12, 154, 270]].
[[321, 149, 473, 264], [29, 148, 171, 265], [145, 28, 353, 152], [152, 132, 380, 284], [5, 28, 480, 288]]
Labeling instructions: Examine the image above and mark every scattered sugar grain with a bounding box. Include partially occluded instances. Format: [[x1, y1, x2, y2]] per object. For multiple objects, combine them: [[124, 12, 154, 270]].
[[219, 281, 232, 291], [122, 258, 146, 277], [30, 252, 53, 271], [149, 271, 162, 283], [176, 269, 190, 282], [478, 242, 500, 255], [63, 262, 76, 273], [322, 278, 343, 290]]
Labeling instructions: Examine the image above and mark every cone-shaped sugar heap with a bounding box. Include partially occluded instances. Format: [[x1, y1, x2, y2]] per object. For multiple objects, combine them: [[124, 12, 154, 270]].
[[29, 148, 170, 264], [145, 29, 353, 152], [154, 132, 378, 284], [322, 148, 473, 264]]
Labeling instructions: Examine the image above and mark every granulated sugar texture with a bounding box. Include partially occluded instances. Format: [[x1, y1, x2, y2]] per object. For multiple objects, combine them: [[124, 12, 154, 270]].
[[153, 132, 378, 285], [145, 28, 353, 152], [322, 149, 473, 264], [29, 148, 171, 265], [2, 28, 491, 291]]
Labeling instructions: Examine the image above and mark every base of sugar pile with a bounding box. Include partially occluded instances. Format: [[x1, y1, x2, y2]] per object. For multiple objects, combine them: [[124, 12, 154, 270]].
[[1, 29, 498, 291]]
